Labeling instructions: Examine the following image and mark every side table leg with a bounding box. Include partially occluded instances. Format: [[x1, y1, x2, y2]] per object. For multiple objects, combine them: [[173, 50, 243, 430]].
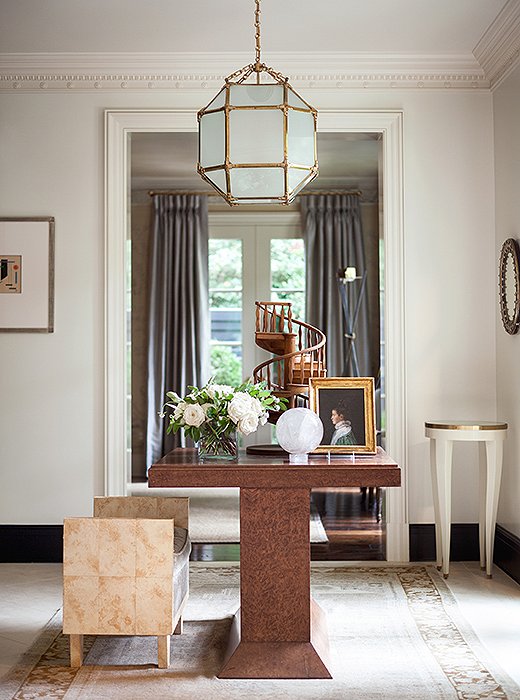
[[429, 439, 443, 571], [478, 443, 487, 571], [484, 439, 504, 578], [434, 439, 453, 579]]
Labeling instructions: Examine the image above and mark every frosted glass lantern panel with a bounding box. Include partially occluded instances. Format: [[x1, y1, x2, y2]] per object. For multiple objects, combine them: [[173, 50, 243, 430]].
[[199, 111, 225, 168], [230, 168, 285, 198], [287, 89, 310, 110], [287, 110, 315, 167], [229, 84, 284, 106], [229, 109, 284, 164], [205, 168, 228, 195], [235, 198, 280, 204], [204, 88, 226, 112], [288, 167, 313, 195]]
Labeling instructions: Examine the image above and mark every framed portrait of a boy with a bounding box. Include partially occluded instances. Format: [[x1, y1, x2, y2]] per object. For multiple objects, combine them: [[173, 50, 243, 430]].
[[309, 377, 376, 454]]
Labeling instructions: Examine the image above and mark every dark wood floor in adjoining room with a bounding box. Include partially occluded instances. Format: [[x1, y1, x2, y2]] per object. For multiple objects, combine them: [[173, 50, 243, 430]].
[[190, 487, 385, 562], [310, 487, 385, 561]]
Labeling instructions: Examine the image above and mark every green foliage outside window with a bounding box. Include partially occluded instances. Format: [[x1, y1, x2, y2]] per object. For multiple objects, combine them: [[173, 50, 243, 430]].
[[271, 239, 305, 320], [209, 239, 242, 308], [271, 239, 305, 289], [210, 345, 243, 386]]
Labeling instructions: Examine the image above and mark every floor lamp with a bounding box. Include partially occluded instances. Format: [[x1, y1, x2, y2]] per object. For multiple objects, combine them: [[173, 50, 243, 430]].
[[337, 267, 367, 377]]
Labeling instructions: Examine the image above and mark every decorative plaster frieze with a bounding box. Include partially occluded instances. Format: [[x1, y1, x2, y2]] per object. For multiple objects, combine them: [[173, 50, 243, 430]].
[[0, 52, 489, 91], [473, 0, 520, 89]]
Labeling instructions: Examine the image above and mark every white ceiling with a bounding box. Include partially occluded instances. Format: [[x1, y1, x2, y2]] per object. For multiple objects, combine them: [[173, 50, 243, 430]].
[[0, 0, 509, 54], [2, 0, 510, 194]]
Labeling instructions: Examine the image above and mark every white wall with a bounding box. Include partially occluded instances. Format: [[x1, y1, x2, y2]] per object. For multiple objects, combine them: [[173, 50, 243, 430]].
[[402, 91, 497, 524], [0, 84, 496, 526], [493, 63, 520, 539]]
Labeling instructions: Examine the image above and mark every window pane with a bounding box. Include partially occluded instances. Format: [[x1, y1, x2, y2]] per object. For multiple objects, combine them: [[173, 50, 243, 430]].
[[210, 291, 241, 308], [211, 299, 242, 343], [271, 239, 305, 289], [209, 239, 242, 290], [209, 239, 243, 386], [270, 290, 305, 321], [271, 238, 305, 320], [210, 344, 242, 386]]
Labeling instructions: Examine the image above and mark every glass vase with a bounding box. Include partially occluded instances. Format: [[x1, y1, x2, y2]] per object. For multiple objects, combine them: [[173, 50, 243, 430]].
[[197, 427, 238, 462]]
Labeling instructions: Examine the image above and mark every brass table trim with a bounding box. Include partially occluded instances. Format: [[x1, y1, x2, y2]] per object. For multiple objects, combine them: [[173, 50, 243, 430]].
[[425, 421, 508, 431]]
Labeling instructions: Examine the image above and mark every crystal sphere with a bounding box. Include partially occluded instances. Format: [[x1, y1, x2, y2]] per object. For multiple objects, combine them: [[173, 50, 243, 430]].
[[276, 408, 324, 463]]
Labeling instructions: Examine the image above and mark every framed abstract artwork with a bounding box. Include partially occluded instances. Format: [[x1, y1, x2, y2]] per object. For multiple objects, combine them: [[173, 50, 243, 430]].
[[309, 376, 376, 454], [0, 217, 55, 332]]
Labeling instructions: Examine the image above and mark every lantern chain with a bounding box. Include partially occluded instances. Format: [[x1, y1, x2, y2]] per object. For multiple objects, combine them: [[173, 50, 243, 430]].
[[254, 0, 261, 80]]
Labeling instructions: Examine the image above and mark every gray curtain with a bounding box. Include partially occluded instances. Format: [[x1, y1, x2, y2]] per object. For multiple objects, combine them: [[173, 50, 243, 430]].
[[302, 193, 376, 378], [146, 194, 210, 469]]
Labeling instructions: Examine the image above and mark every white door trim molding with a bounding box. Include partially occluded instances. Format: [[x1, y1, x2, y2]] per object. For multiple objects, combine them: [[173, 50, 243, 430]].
[[104, 109, 195, 497], [104, 108, 408, 561]]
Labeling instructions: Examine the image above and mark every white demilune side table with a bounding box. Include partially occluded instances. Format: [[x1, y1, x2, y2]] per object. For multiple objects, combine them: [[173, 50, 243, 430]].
[[425, 420, 508, 579]]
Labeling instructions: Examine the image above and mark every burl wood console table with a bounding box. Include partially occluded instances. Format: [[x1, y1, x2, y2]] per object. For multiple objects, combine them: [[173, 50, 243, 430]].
[[148, 447, 401, 680]]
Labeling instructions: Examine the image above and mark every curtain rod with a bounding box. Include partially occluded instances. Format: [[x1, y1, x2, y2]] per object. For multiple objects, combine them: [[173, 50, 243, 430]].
[[148, 189, 363, 197]]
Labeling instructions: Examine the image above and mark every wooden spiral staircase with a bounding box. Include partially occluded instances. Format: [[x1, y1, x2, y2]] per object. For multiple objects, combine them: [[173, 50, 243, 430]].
[[253, 301, 327, 424]]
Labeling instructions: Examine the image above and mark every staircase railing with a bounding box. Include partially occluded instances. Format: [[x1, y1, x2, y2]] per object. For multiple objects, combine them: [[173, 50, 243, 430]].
[[253, 301, 326, 400]]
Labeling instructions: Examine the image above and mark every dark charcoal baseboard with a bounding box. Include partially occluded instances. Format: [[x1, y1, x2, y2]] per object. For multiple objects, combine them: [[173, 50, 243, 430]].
[[410, 523, 520, 585], [409, 523, 480, 562], [0, 525, 64, 563], [3, 523, 519, 584], [494, 525, 520, 585], [0, 525, 243, 564]]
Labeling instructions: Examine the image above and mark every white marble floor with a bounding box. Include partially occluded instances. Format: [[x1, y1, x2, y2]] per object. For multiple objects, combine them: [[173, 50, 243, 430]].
[[1, 561, 520, 691], [0, 563, 63, 683]]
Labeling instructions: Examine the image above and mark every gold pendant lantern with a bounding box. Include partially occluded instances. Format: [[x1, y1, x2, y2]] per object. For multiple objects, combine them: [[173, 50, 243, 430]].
[[197, 0, 318, 206]]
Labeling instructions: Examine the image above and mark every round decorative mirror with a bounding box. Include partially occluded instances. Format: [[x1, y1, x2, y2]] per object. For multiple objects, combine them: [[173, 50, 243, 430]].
[[499, 238, 520, 335]]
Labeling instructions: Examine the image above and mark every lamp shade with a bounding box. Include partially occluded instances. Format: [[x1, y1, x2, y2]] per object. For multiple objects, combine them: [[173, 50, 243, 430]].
[[198, 82, 318, 206]]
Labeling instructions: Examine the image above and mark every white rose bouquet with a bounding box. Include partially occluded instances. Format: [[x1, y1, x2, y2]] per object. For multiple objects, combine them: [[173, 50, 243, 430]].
[[160, 379, 287, 459]]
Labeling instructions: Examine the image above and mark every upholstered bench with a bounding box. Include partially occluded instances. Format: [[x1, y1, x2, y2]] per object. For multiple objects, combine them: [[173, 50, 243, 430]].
[[63, 496, 191, 668]]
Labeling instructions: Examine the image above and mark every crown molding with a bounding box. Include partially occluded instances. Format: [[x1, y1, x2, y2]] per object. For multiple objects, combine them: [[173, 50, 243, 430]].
[[0, 51, 489, 92], [473, 0, 520, 90]]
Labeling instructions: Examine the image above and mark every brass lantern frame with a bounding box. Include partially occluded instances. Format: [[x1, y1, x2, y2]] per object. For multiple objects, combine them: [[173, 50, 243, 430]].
[[197, 1, 318, 206]]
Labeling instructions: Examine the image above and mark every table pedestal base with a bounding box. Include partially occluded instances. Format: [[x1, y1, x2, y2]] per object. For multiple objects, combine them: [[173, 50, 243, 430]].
[[219, 599, 331, 679]]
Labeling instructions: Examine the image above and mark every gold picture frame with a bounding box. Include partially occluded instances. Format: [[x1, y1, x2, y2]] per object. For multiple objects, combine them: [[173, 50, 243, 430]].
[[309, 377, 376, 454]]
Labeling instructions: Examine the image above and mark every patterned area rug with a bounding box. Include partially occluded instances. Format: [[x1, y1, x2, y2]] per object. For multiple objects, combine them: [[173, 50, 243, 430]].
[[5, 566, 520, 700]]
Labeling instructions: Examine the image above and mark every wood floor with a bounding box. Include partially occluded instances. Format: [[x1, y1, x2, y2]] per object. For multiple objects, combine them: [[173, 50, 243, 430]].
[[190, 487, 385, 562]]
